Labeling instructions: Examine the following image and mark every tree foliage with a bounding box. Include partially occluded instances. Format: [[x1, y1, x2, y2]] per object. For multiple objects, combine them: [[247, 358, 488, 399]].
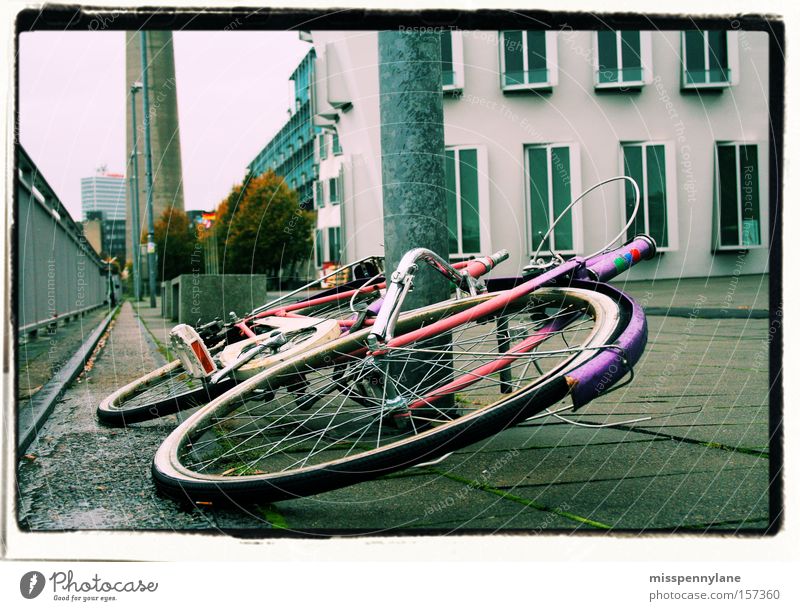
[[212, 171, 314, 280], [153, 207, 202, 282]]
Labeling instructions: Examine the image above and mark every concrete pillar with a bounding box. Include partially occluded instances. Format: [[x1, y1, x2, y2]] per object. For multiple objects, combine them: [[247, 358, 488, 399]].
[[378, 31, 452, 407]]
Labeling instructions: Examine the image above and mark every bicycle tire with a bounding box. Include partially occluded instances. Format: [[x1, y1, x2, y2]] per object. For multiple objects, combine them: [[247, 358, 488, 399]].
[[153, 286, 631, 503], [97, 360, 234, 426]]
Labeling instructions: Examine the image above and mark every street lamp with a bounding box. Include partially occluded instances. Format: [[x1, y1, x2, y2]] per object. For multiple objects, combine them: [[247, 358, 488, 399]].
[[129, 81, 143, 303], [140, 31, 158, 308], [103, 256, 118, 308]]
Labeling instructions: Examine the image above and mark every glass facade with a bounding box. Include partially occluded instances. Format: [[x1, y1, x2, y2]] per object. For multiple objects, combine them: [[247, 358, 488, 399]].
[[248, 50, 320, 205]]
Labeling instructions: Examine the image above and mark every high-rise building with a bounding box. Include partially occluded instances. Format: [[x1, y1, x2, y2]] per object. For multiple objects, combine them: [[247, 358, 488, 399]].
[[125, 31, 185, 265], [81, 170, 127, 261], [247, 49, 319, 206], [308, 29, 771, 280]]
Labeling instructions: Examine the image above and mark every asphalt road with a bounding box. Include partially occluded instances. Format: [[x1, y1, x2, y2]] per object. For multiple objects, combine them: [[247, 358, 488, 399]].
[[16, 275, 775, 535]]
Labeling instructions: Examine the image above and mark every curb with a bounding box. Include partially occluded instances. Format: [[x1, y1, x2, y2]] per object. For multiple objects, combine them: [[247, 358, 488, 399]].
[[643, 307, 770, 319], [17, 305, 120, 454]]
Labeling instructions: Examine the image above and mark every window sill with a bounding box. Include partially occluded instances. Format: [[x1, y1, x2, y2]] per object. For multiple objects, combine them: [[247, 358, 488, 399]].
[[681, 80, 732, 91], [595, 80, 645, 91], [713, 243, 764, 253], [502, 82, 554, 94], [654, 245, 679, 254], [443, 84, 463, 96]]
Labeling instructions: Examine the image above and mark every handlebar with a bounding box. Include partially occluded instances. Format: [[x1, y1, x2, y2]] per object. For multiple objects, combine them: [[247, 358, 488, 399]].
[[368, 248, 510, 346], [580, 235, 657, 282]]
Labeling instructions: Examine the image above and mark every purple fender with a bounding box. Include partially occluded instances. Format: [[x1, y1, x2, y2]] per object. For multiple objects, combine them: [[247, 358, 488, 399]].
[[562, 280, 648, 409]]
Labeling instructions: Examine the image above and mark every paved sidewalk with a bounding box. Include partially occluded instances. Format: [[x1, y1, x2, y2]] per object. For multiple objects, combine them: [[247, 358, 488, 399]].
[[16, 269, 775, 535]]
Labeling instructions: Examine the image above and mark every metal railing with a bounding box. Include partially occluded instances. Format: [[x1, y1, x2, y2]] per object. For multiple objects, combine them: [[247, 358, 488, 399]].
[[16, 146, 109, 335]]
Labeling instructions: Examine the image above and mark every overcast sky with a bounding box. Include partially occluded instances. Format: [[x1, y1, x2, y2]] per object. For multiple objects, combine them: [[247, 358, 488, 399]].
[[19, 30, 311, 220]]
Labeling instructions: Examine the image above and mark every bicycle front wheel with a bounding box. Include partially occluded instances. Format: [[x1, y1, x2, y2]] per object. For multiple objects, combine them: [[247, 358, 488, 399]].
[[153, 286, 627, 503]]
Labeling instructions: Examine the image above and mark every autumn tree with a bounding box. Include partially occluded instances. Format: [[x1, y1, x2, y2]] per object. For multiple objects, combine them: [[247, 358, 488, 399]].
[[153, 207, 203, 282], [214, 171, 314, 283]]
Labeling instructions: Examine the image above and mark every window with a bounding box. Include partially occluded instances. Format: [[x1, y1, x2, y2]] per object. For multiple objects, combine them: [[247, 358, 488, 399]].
[[439, 30, 464, 92], [290, 177, 297, 190], [315, 180, 324, 209], [332, 132, 342, 155], [328, 177, 340, 204], [715, 143, 762, 249], [315, 229, 324, 268], [595, 31, 651, 88], [682, 30, 738, 88], [317, 133, 328, 161], [444, 145, 491, 257], [328, 226, 341, 263], [621, 142, 678, 250], [499, 31, 558, 91], [526, 144, 582, 254]]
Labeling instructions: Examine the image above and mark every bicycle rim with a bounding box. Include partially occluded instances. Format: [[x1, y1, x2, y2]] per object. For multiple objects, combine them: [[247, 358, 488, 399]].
[[97, 360, 231, 425], [153, 287, 625, 502]]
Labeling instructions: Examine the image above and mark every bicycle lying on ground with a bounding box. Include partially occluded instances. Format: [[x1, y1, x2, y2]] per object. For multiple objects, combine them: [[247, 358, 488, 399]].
[[97, 256, 386, 424], [145, 177, 656, 504]]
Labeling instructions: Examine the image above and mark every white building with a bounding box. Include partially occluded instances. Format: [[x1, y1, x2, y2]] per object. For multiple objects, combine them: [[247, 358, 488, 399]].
[[308, 29, 770, 280]]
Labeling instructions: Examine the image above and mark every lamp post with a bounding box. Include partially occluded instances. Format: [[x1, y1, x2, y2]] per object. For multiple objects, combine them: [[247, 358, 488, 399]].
[[140, 31, 157, 308], [129, 81, 143, 302]]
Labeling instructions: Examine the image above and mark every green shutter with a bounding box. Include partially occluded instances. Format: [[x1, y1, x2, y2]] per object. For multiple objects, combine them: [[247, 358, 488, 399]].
[[623, 145, 645, 240], [684, 30, 706, 84], [440, 31, 455, 86], [445, 150, 458, 254], [503, 31, 524, 86], [328, 227, 340, 262], [528, 147, 550, 251], [717, 145, 739, 247], [597, 31, 618, 83], [526, 31, 548, 83], [620, 31, 643, 82], [551, 147, 573, 251], [459, 149, 481, 254], [707, 30, 729, 83], [646, 145, 668, 248], [329, 178, 338, 203], [315, 229, 324, 266], [739, 145, 760, 246], [319, 134, 327, 160]]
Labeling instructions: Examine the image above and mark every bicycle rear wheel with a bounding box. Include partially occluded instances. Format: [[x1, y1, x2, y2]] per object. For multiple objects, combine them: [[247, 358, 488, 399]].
[[153, 286, 628, 503], [97, 360, 234, 425]]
